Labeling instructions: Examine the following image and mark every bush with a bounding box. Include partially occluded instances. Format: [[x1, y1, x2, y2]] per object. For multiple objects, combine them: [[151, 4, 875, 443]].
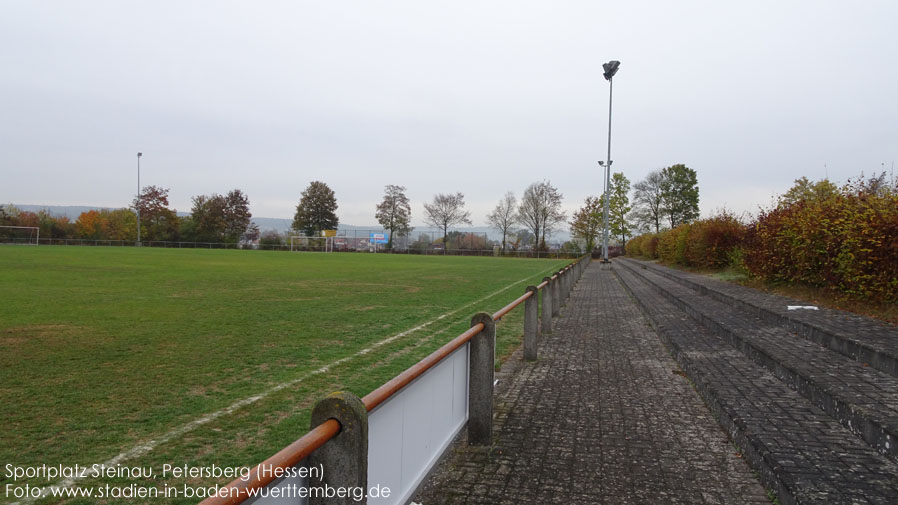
[[657, 224, 691, 265], [625, 233, 659, 259], [625, 235, 643, 256], [629, 176, 898, 304], [683, 212, 746, 269], [640, 212, 746, 269], [744, 181, 898, 301]]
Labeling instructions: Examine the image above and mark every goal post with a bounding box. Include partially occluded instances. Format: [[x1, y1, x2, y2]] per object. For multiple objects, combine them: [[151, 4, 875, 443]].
[[0, 226, 40, 245], [289, 230, 338, 252]]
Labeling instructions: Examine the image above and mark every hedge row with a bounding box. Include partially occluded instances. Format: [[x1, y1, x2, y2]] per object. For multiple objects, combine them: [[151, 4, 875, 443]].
[[626, 180, 898, 302], [626, 212, 745, 270], [744, 186, 898, 301]]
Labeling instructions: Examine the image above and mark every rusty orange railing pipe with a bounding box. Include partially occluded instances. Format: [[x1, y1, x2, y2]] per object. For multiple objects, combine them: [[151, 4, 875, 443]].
[[198, 419, 341, 505], [362, 323, 484, 411], [492, 290, 534, 322]]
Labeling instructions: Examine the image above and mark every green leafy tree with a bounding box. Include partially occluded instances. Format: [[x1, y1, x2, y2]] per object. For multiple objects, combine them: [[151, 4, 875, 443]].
[[423, 192, 471, 253], [104, 208, 137, 240], [375, 184, 412, 250], [293, 181, 339, 237], [779, 177, 838, 207], [609, 172, 632, 248], [569, 196, 603, 253], [486, 191, 518, 253], [187, 195, 224, 242], [221, 189, 253, 243], [187, 189, 254, 243], [660, 164, 700, 228]]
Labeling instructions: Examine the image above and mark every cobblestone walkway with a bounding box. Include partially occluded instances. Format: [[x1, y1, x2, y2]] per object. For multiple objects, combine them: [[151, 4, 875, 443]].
[[415, 263, 768, 505]]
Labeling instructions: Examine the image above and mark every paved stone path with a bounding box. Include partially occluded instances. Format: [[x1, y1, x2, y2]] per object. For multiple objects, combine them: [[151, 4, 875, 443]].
[[415, 262, 769, 505]]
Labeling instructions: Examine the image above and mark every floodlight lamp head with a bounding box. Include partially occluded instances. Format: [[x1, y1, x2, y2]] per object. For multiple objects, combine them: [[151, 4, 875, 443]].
[[602, 60, 620, 81], [137, 152, 142, 157], [598, 161, 605, 166]]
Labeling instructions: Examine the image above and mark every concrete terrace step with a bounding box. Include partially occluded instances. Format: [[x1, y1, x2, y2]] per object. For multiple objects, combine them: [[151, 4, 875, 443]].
[[617, 257, 898, 379], [617, 258, 898, 461], [615, 265, 898, 505]]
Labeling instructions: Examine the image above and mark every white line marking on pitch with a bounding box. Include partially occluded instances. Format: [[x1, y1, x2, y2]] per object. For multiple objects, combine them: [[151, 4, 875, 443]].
[[13, 272, 548, 504]]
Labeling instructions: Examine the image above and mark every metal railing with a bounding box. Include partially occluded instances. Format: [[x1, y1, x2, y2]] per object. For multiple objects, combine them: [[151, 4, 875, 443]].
[[197, 255, 591, 505]]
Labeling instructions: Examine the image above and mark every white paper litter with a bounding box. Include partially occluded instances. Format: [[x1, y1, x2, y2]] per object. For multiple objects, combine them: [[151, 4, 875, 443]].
[[787, 305, 818, 310]]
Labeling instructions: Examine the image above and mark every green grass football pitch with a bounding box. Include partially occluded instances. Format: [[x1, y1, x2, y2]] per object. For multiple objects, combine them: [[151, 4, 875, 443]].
[[0, 247, 566, 502]]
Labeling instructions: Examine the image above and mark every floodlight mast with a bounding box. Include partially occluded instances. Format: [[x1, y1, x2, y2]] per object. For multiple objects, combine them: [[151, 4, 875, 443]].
[[600, 60, 619, 263], [137, 152, 142, 246]]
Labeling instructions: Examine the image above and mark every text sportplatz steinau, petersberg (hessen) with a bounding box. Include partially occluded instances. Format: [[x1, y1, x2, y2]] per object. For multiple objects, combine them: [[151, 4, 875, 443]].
[[5, 463, 392, 501]]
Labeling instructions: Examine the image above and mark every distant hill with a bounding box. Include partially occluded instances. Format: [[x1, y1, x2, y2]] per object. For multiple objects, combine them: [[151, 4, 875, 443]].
[[9, 204, 572, 243]]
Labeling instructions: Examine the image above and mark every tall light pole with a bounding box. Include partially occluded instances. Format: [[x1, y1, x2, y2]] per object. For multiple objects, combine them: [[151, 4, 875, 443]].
[[600, 60, 620, 263], [137, 152, 142, 245]]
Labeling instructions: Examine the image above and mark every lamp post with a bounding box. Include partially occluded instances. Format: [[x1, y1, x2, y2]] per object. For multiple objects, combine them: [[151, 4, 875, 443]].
[[137, 152, 142, 246], [600, 60, 620, 263]]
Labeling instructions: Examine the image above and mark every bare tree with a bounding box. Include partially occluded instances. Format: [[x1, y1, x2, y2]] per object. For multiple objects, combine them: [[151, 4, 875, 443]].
[[518, 181, 566, 252], [631, 170, 665, 234], [375, 184, 413, 250], [486, 191, 518, 253], [423, 192, 472, 253]]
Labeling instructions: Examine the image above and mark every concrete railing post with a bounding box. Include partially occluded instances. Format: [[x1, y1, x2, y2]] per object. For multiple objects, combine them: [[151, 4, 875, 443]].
[[309, 392, 368, 505], [551, 272, 561, 316], [567, 266, 573, 295], [523, 286, 538, 361], [468, 312, 495, 445], [541, 277, 552, 334], [562, 268, 570, 302]]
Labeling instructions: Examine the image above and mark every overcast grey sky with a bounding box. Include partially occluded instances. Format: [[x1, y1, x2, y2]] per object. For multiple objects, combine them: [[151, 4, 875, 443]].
[[2, 1, 896, 228]]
